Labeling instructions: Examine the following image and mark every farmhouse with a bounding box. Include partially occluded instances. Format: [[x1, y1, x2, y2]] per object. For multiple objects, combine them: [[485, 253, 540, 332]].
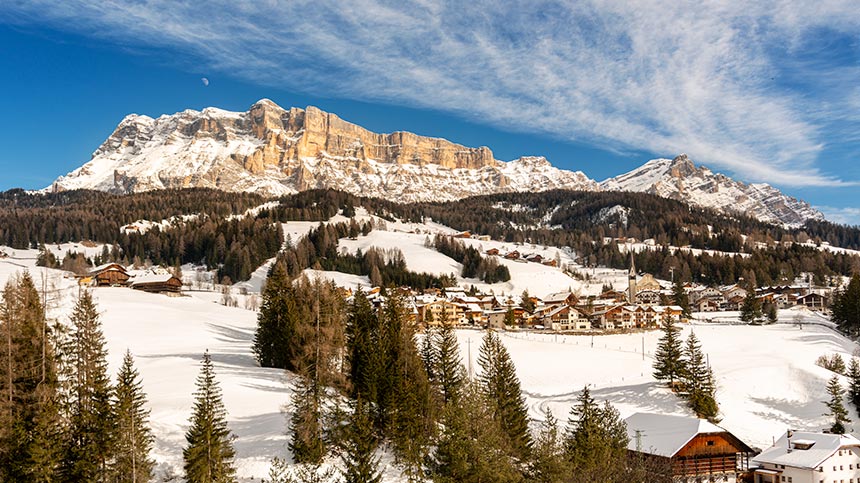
[[129, 273, 182, 294], [752, 431, 860, 483], [625, 412, 754, 483], [88, 263, 130, 286]]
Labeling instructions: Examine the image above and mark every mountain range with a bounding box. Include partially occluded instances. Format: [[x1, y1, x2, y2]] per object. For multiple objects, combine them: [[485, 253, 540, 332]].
[[50, 99, 823, 227]]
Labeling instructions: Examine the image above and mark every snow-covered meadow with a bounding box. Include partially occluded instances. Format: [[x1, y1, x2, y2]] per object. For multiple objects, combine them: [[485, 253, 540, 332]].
[[2, 234, 857, 479]]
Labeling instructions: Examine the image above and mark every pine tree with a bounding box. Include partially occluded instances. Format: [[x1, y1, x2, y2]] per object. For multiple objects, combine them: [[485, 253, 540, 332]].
[[504, 307, 516, 326], [63, 290, 117, 481], [825, 375, 851, 435], [671, 278, 691, 318], [183, 350, 236, 483], [652, 315, 684, 390], [477, 329, 531, 459], [528, 407, 567, 483], [434, 323, 465, 405], [0, 272, 63, 481], [113, 350, 155, 483], [765, 302, 778, 324], [253, 261, 299, 369], [848, 357, 860, 415], [563, 386, 628, 481], [339, 397, 381, 483]]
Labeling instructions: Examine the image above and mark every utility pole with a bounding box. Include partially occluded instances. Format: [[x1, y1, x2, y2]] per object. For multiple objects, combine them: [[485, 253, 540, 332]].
[[669, 267, 675, 284], [466, 337, 473, 380]]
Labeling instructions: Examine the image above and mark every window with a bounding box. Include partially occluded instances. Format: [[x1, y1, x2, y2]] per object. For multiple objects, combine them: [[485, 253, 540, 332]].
[[707, 440, 715, 446]]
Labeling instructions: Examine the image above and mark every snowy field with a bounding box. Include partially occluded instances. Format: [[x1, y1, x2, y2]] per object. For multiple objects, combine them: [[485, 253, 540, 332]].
[[3, 243, 858, 479]]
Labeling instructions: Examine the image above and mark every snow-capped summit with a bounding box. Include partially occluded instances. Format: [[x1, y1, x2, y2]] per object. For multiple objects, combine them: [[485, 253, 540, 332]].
[[49, 100, 597, 201], [600, 154, 823, 227]]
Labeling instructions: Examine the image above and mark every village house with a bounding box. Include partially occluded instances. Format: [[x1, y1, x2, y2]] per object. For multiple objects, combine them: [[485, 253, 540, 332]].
[[751, 431, 860, 483], [796, 292, 827, 310], [418, 299, 463, 326], [543, 290, 579, 307], [539, 305, 590, 331], [625, 412, 754, 483]]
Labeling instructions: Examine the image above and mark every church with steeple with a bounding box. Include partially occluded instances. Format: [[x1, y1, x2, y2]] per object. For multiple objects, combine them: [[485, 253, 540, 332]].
[[628, 252, 637, 304]]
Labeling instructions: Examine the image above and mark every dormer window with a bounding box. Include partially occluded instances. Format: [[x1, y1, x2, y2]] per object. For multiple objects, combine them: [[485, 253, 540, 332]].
[[791, 439, 816, 451]]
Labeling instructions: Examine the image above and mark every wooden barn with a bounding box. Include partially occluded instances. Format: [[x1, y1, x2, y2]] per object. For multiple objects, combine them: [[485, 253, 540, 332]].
[[130, 273, 182, 294], [625, 412, 754, 483], [89, 263, 129, 286]]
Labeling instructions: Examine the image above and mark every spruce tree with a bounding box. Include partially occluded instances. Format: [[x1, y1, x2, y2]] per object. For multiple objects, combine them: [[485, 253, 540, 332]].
[[477, 329, 531, 459], [346, 288, 380, 405], [253, 261, 299, 369], [113, 350, 155, 483], [671, 278, 691, 318], [63, 290, 117, 481], [825, 375, 851, 435], [420, 327, 437, 382], [183, 350, 236, 483], [431, 382, 524, 483], [563, 386, 628, 481], [528, 407, 567, 483], [765, 302, 778, 324], [740, 291, 762, 323], [848, 357, 860, 415], [680, 332, 719, 421], [434, 323, 465, 405], [339, 397, 381, 483], [652, 315, 684, 390], [833, 274, 860, 336], [288, 374, 326, 465], [0, 272, 63, 481]]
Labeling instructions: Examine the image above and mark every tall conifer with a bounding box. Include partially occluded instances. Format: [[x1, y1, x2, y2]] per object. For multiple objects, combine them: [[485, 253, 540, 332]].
[[63, 290, 116, 481], [113, 350, 155, 483], [183, 350, 236, 483], [652, 315, 684, 389], [477, 329, 531, 459]]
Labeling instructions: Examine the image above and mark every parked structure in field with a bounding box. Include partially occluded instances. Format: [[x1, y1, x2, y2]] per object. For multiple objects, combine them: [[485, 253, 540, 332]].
[[88, 262, 130, 286]]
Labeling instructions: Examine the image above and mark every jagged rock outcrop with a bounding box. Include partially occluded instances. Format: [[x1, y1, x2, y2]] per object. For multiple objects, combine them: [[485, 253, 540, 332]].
[[600, 154, 824, 227], [51, 99, 595, 201]]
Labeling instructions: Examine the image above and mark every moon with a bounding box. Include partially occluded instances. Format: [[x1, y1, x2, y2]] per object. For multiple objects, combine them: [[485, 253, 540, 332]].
[[201, 77, 209, 87]]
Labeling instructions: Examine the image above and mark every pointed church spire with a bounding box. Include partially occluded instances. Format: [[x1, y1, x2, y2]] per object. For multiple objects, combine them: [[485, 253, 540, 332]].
[[628, 251, 636, 304]]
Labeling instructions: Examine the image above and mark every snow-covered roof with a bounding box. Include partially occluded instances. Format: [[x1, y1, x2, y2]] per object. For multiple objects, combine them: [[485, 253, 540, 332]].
[[753, 431, 860, 470], [543, 291, 575, 302], [625, 413, 731, 457], [89, 262, 127, 274], [130, 273, 177, 285]]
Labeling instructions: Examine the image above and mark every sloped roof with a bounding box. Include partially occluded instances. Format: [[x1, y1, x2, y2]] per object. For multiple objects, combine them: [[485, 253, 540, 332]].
[[753, 431, 860, 470], [130, 273, 177, 285], [625, 413, 737, 457], [89, 262, 127, 275]]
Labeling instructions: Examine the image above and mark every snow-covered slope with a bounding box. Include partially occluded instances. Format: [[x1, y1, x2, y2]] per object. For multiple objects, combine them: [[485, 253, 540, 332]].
[[601, 154, 824, 227], [49, 100, 597, 201]]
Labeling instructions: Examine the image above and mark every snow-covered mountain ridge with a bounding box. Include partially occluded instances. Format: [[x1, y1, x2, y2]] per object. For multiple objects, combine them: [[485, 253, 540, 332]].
[[50, 100, 822, 226], [50, 99, 596, 202], [601, 155, 823, 226]]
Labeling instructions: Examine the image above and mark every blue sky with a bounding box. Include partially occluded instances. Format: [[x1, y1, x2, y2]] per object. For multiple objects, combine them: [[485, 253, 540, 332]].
[[1, 1, 858, 224]]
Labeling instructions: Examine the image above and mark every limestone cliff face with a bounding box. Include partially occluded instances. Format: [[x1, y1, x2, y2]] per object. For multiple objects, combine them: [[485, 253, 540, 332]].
[[50, 99, 595, 201], [235, 100, 497, 171]]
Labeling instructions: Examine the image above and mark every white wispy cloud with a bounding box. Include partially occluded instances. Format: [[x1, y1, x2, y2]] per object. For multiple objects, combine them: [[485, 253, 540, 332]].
[[3, 0, 859, 186], [816, 206, 860, 226]]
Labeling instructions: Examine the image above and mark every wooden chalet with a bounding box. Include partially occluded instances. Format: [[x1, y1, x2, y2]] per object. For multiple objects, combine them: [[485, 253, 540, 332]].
[[626, 413, 754, 483], [485, 248, 500, 256], [130, 273, 182, 294], [796, 292, 827, 310], [89, 263, 130, 286]]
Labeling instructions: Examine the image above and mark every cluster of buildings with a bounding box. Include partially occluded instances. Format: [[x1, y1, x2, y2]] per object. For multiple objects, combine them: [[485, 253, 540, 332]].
[[626, 412, 860, 483], [689, 282, 830, 313]]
